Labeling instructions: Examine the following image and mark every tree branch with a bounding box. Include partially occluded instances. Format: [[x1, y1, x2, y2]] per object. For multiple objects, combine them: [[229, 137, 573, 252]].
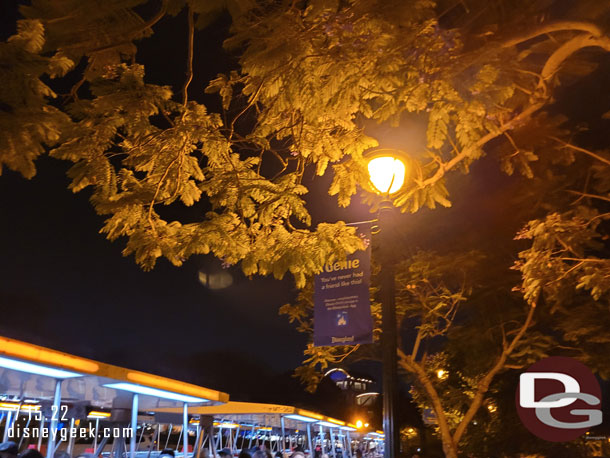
[[398, 350, 458, 458], [64, 0, 168, 55], [566, 191, 610, 203], [411, 326, 423, 360], [417, 29, 610, 193], [502, 21, 604, 48], [550, 136, 610, 166], [539, 34, 610, 90], [419, 101, 545, 188], [182, 7, 195, 107], [452, 300, 536, 445]]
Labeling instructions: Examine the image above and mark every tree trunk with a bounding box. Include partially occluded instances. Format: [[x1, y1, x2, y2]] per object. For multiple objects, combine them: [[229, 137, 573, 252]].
[[440, 436, 459, 458]]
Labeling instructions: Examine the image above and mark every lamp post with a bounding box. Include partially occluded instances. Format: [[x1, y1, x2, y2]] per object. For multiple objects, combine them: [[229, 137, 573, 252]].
[[367, 154, 407, 458]]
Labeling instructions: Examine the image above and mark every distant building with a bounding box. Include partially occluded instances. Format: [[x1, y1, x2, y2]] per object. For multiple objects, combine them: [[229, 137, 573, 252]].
[[323, 368, 380, 426]]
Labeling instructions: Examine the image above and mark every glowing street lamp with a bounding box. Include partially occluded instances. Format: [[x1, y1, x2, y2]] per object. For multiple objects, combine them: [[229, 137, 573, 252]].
[[367, 156, 407, 195], [366, 151, 407, 458]]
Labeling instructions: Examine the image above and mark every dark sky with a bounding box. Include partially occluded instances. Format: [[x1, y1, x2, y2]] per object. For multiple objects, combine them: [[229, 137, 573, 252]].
[[0, 2, 312, 392], [1, 1, 609, 404]]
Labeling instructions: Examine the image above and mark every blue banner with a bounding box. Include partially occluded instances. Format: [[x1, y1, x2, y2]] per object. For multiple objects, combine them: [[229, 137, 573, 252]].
[[314, 224, 373, 347]]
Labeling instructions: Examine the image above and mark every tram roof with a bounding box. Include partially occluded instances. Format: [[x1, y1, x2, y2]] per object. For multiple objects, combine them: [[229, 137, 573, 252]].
[[153, 401, 358, 431], [0, 336, 229, 409]]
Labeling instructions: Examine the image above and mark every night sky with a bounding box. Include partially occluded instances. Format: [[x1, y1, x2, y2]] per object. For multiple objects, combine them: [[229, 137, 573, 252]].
[[1, 1, 609, 406]]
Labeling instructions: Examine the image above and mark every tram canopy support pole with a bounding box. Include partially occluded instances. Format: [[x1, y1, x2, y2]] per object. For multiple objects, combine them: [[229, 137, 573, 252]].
[[37, 416, 45, 452], [248, 425, 255, 450], [67, 418, 76, 456], [129, 394, 139, 458], [137, 421, 145, 450], [346, 431, 352, 458], [280, 416, 286, 454], [194, 423, 203, 458], [234, 425, 241, 454], [46, 379, 62, 458], [183, 403, 189, 458], [318, 425, 324, 454], [19, 414, 33, 450], [306, 424, 313, 457], [146, 425, 160, 458], [165, 424, 174, 450], [177, 426, 184, 452], [2, 411, 13, 443], [210, 424, 218, 458]]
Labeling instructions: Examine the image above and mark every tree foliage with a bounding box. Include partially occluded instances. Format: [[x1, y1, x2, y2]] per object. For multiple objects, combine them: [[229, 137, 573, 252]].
[[2, 0, 609, 287], [274, 3, 610, 455], [3, 0, 610, 455]]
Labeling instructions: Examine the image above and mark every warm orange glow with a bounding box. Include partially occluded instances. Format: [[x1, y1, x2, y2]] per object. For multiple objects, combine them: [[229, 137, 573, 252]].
[[367, 156, 406, 194], [213, 422, 240, 428], [355, 420, 363, 429], [297, 409, 324, 420], [327, 418, 345, 426], [0, 402, 40, 411], [127, 372, 219, 401], [436, 369, 448, 380], [0, 338, 99, 373], [88, 411, 111, 418]]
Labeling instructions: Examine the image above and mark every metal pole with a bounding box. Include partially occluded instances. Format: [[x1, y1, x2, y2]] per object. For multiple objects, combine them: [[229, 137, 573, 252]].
[[2, 411, 13, 442], [137, 422, 145, 450], [147, 425, 160, 458], [165, 424, 174, 450], [280, 416, 286, 454], [37, 416, 45, 451], [318, 425, 324, 454], [330, 429, 336, 458], [194, 424, 203, 458], [47, 379, 62, 458], [248, 425, 255, 450], [210, 424, 218, 458], [306, 424, 313, 457], [178, 427, 184, 453], [18, 413, 33, 450], [14, 403, 22, 436], [94, 418, 100, 454], [346, 431, 352, 458], [234, 425, 240, 454], [183, 404, 189, 458], [95, 435, 110, 458], [157, 423, 161, 452], [379, 202, 398, 458], [67, 418, 76, 456], [130, 394, 139, 458]]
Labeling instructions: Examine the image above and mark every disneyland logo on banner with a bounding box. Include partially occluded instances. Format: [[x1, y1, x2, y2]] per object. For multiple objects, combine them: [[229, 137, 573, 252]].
[[516, 356, 603, 442]]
